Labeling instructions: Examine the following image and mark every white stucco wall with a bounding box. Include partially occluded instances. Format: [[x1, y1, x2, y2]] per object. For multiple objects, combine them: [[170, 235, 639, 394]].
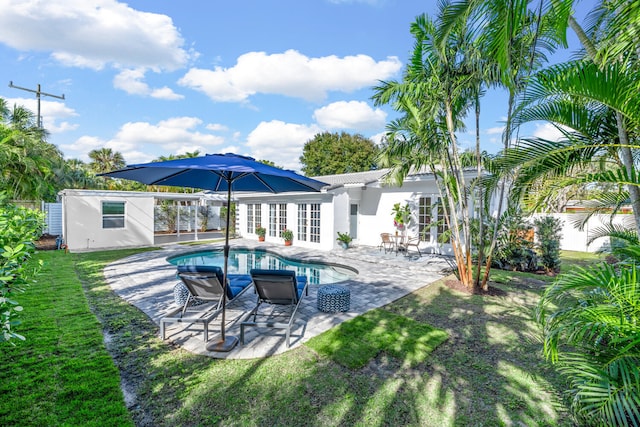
[[528, 212, 633, 253], [331, 189, 351, 247], [61, 190, 155, 252], [355, 180, 447, 254]]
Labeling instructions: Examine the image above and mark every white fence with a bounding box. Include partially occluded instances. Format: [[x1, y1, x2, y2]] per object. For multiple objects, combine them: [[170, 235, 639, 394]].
[[42, 202, 63, 236], [529, 213, 634, 253]]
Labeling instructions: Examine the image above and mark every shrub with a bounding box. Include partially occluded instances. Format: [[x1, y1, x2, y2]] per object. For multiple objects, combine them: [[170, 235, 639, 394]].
[[0, 193, 45, 343], [336, 232, 352, 246], [533, 216, 562, 273], [537, 258, 640, 426], [494, 209, 537, 272]]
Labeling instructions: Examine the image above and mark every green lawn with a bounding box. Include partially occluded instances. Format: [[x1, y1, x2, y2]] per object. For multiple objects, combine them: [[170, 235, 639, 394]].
[[0, 248, 583, 426]]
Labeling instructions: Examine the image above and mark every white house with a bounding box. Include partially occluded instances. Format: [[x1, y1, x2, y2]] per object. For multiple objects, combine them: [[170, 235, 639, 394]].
[[58, 168, 472, 253], [56, 170, 622, 254], [59, 189, 225, 252], [236, 168, 488, 254]]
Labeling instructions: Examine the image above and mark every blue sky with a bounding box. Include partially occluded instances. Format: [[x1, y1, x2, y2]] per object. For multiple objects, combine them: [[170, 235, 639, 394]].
[[0, 0, 593, 171]]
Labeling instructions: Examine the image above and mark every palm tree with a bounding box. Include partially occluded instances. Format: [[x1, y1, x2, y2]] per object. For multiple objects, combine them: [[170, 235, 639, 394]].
[[59, 159, 99, 189], [536, 255, 640, 426], [88, 148, 126, 174], [450, 0, 562, 289], [374, 0, 556, 291], [374, 8, 482, 288], [512, 0, 640, 234], [0, 99, 64, 201]]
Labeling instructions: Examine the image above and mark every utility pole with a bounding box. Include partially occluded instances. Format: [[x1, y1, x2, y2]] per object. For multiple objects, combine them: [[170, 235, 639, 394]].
[[8, 81, 65, 128]]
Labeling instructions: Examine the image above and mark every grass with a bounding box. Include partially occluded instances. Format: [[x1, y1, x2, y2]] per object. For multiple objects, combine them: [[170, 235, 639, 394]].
[[306, 309, 448, 369], [0, 248, 586, 426], [0, 250, 136, 426]]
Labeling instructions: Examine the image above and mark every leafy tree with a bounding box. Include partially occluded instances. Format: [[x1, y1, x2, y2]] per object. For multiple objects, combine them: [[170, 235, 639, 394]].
[[0, 193, 44, 343], [299, 132, 379, 176], [258, 159, 281, 168], [0, 98, 65, 201]]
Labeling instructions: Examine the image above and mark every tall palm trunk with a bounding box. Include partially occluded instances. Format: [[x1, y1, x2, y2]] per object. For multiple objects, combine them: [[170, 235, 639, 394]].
[[473, 93, 486, 291], [482, 89, 516, 288], [444, 99, 473, 286]]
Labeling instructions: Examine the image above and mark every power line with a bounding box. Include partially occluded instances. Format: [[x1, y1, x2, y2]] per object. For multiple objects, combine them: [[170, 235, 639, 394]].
[[8, 81, 65, 128]]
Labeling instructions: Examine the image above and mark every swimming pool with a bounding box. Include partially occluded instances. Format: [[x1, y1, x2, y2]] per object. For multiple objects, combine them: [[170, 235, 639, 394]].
[[166, 248, 357, 285]]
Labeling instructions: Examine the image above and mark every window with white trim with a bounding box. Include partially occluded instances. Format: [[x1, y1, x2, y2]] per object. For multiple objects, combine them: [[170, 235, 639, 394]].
[[278, 203, 287, 237], [310, 203, 321, 243], [247, 204, 254, 233], [102, 201, 125, 229], [437, 202, 450, 243], [254, 204, 262, 230], [269, 204, 277, 237], [297, 204, 307, 241], [418, 197, 432, 241]]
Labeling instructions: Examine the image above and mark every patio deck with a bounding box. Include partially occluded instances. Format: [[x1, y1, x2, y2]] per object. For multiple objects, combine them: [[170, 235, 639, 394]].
[[103, 239, 454, 359]]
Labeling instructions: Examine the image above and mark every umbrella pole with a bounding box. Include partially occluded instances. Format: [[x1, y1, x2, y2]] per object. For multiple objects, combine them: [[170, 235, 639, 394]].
[[205, 185, 238, 352]]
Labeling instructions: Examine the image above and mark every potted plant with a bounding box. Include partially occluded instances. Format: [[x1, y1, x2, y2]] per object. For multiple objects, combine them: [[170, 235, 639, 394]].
[[336, 231, 352, 249], [256, 225, 266, 242], [281, 229, 294, 246], [392, 202, 411, 235]]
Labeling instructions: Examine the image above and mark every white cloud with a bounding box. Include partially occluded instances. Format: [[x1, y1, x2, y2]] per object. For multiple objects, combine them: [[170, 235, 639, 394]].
[[313, 101, 386, 130], [485, 126, 504, 135], [370, 131, 387, 145], [532, 122, 570, 142], [206, 123, 229, 132], [112, 117, 224, 149], [63, 116, 226, 163], [0, 0, 190, 71], [59, 135, 105, 156], [246, 120, 322, 171], [113, 68, 183, 99], [179, 49, 402, 102], [4, 96, 78, 133], [46, 121, 79, 133], [150, 87, 183, 100]]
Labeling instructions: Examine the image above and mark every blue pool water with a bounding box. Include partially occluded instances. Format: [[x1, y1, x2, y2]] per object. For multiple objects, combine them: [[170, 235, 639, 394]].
[[166, 248, 357, 285]]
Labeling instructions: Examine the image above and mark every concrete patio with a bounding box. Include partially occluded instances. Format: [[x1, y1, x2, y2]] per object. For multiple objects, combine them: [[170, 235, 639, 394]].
[[103, 238, 454, 359]]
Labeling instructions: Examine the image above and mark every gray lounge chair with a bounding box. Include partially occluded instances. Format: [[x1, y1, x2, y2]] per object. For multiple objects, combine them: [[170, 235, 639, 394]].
[[240, 269, 308, 348], [160, 265, 253, 342]]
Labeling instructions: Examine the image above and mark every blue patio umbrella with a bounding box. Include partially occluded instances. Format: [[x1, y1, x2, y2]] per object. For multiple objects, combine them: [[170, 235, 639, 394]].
[[100, 153, 327, 352]]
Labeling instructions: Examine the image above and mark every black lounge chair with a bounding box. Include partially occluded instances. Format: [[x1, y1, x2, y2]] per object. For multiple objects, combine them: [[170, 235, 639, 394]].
[[240, 269, 308, 348], [160, 265, 253, 342]]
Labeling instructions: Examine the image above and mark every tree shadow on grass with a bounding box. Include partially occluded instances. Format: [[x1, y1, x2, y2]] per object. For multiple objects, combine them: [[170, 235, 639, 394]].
[[149, 278, 572, 426], [80, 247, 571, 426]]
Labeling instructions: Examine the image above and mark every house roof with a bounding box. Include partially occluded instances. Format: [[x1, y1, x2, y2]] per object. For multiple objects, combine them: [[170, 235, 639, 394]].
[[311, 169, 391, 189], [58, 189, 229, 203]]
